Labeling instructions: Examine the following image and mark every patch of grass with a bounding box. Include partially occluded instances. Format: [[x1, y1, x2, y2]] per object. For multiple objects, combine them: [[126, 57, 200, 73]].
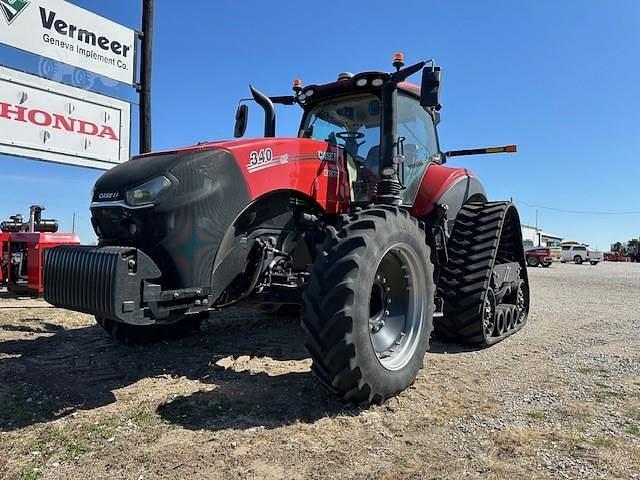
[[26, 426, 89, 460], [157, 391, 256, 430], [625, 424, 640, 437], [83, 419, 117, 439], [0, 388, 47, 427], [131, 411, 163, 428], [578, 366, 610, 376], [208, 397, 235, 418], [573, 423, 587, 433], [588, 438, 615, 448], [628, 408, 640, 421], [527, 411, 547, 422], [129, 410, 166, 444], [18, 466, 42, 480], [65, 440, 88, 458], [594, 389, 621, 403]]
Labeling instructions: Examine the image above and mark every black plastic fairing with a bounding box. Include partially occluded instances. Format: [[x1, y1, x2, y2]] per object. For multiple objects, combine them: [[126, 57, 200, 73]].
[[437, 176, 487, 233], [91, 149, 251, 291]]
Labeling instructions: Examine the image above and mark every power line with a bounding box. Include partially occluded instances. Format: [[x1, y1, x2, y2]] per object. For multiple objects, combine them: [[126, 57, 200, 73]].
[[515, 200, 640, 216]]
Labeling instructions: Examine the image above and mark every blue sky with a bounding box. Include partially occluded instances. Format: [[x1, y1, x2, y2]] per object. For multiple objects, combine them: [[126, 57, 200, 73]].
[[1, 0, 639, 249]]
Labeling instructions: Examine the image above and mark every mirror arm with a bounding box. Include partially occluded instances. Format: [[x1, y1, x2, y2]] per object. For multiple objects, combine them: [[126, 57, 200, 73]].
[[391, 60, 429, 83], [445, 145, 518, 158], [270, 95, 296, 105]]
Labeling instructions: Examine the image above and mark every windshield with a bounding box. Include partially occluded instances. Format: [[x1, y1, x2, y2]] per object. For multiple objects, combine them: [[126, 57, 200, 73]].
[[299, 92, 440, 205], [301, 94, 381, 202]]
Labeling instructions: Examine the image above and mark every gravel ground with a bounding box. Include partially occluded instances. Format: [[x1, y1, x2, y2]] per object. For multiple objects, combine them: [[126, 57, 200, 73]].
[[0, 262, 639, 479]]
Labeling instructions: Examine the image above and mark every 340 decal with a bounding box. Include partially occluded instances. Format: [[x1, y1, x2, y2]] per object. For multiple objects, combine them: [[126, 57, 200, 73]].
[[248, 148, 273, 169]]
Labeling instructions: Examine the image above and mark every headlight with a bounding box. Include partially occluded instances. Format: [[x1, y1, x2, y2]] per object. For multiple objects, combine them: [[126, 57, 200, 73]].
[[126, 175, 172, 206]]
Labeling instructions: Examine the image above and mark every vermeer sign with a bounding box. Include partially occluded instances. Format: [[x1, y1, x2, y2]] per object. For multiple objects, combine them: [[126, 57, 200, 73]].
[[0, 0, 137, 85]]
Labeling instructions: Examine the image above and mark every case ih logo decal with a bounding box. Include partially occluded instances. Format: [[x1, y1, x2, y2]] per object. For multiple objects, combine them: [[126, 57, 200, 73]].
[[97, 192, 119, 200], [317, 151, 338, 162], [0, 0, 29, 25], [0, 101, 120, 141]]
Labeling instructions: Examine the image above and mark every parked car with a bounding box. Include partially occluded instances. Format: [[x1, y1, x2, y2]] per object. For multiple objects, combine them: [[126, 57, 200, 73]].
[[561, 245, 603, 265], [525, 247, 553, 267], [604, 252, 629, 262]]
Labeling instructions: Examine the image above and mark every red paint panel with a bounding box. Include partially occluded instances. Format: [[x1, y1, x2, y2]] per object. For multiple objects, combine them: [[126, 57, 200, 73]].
[[410, 164, 478, 217], [146, 138, 352, 214], [223, 138, 350, 213]]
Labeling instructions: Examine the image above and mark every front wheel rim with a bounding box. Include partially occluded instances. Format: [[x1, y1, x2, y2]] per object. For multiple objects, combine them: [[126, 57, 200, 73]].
[[368, 243, 427, 371]]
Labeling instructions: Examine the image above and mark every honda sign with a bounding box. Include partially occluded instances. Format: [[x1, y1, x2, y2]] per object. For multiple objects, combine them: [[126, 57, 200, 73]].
[[0, 66, 131, 169]]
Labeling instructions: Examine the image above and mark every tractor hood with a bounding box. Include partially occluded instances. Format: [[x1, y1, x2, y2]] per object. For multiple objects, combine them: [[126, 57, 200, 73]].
[[92, 137, 319, 202], [89, 137, 346, 290], [90, 145, 252, 290], [91, 141, 246, 203]]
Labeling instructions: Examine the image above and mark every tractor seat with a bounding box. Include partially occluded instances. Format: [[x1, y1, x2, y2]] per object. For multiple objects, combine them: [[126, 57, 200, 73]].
[[365, 145, 380, 173]]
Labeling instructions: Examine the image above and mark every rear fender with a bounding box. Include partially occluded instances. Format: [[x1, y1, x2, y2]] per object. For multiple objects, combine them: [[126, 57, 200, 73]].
[[410, 164, 487, 229]]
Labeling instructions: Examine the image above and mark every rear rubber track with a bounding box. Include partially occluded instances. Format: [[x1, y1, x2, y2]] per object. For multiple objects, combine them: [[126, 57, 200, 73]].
[[435, 201, 529, 346]]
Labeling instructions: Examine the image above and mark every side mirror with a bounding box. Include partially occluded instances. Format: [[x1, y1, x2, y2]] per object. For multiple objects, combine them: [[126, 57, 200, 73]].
[[234, 104, 248, 138], [420, 67, 441, 109]]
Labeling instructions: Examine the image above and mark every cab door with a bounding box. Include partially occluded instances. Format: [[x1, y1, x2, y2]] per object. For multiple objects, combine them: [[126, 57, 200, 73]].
[[396, 93, 441, 206]]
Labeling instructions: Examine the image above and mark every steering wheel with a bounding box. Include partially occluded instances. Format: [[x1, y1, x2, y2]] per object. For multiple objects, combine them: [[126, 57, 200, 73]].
[[336, 131, 365, 141]]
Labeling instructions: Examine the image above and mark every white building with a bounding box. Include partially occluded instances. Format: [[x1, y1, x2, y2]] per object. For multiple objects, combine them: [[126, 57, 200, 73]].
[[521, 224, 563, 248]]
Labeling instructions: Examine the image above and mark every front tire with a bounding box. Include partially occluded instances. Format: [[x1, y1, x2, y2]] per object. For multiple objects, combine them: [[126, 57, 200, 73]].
[[526, 255, 540, 267], [302, 206, 434, 406], [574, 256, 583, 265], [96, 313, 205, 345]]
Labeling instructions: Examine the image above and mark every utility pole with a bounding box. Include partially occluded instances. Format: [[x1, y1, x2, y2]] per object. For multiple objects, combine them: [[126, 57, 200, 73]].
[[72, 212, 76, 233], [140, 0, 155, 153], [535, 209, 539, 246]]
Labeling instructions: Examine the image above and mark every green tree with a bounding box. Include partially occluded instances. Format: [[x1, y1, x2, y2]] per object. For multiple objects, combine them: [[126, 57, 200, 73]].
[[611, 242, 625, 254]]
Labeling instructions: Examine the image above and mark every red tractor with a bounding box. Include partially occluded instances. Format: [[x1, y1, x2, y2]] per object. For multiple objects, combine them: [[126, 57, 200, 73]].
[[45, 55, 529, 405], [2, 207, 80, 296]]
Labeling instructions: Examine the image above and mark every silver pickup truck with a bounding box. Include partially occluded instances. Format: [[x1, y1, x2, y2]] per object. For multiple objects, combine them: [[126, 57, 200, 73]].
[[561, 245, 603, 265]]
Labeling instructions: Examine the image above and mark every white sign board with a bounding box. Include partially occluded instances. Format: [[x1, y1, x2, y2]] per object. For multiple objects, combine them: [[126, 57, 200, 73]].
[[0, 66, 131, 169], [0, 0, 137, 85]]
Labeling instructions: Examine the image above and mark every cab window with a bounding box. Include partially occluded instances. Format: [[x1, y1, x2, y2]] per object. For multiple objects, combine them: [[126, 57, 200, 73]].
[[301, 94, 381, 202], [397, 93, 439, 205]]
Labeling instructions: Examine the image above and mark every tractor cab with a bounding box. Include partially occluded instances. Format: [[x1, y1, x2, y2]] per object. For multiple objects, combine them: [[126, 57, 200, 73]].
[[296, 74, 442, 204], [235, 53, 444, 206]]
